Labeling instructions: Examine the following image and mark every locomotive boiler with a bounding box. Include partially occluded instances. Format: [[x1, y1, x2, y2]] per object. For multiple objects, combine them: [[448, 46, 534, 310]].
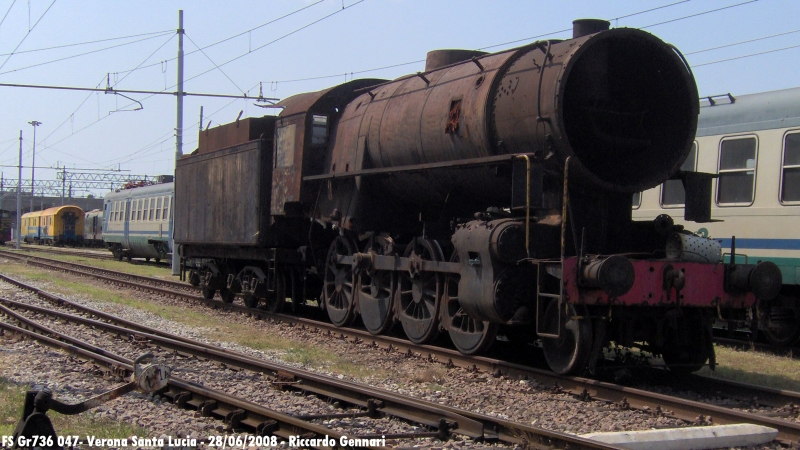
[[176, 19, 781, 375]]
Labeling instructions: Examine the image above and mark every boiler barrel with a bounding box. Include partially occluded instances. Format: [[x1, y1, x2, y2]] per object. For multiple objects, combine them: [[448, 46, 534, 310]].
[[348, 26, 698, 196]]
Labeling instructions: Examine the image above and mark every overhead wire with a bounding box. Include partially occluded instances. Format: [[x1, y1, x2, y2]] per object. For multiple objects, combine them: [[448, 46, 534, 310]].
[[693, 43, 800, 67], [112, 0, 328, 78], [184, 32, 245, 95], [0, 29, 173, 57], [264, 0, 700, 85], [0, 0, 17, 30], [34, 2, 350, 162], [0, 0, 57, 71], [39, 75, 107, 144], [182, 0, 368, 85], [685, 28, 800, 55], [640, 0, 760, 29], [102, 83, 261, 167], [0, 31, 174, 77], [111, 33, 175, 88]]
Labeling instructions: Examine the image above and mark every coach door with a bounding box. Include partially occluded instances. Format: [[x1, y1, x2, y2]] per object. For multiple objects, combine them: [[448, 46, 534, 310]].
[[124, 199, 131, 247], [63, 212, 77, 240]]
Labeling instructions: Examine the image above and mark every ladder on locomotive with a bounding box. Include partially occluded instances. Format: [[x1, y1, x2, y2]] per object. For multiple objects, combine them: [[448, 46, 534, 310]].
[[534, 261, 563, 339]]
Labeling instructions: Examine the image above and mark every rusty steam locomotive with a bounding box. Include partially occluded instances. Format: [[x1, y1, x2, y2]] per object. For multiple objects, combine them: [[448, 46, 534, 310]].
[[175, 19, 781, 375]]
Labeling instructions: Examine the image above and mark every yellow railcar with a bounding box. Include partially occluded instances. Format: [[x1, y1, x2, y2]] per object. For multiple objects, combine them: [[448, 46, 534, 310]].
[[20, 205, 84, 246]]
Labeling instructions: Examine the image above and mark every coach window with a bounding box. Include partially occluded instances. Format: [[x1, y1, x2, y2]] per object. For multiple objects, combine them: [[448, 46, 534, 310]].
[[147, 198, 153, 220], [717, 136, 757, 206], [156, 198, 162, 220], [781, 132, 800, 203], [661, 142, 697, 207], [137, 200, 143, 221]]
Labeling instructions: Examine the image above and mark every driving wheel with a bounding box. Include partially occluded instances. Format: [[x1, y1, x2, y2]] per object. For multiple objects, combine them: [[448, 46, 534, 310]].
[[324, 236, 357, 327], [541, 301, 593, 375], [444, 253, 497, 354], [358, 236, 396, 335], [396, 238, 443, 344]]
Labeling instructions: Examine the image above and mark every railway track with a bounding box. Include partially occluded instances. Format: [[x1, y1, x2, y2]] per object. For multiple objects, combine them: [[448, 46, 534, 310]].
[[0, 317, 398, 449], [12, 245, 797, 356], [8, 242, 116, 260], [0, 274, 617, 449], [2, 249, 800, 445]]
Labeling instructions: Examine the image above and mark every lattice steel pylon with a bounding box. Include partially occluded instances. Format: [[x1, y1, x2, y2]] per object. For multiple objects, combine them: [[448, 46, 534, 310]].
[[0, 171, 156, 197]]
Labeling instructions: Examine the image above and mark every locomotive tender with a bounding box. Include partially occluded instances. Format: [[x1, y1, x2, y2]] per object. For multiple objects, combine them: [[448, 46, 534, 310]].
[[176, 20, 781, 374]]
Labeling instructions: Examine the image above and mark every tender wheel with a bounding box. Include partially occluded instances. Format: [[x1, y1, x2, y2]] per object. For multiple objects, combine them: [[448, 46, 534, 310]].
[[265, 269, 286, 314], [220, 288, 236, 304], [202, 286, 216, 300], [444, 253, 497, 355], [145, 257, 151, 262], [188, 270, 200, 287], [763, 299, 800, 347], [396, 238, 443, 344], [324, 236, 357, 326], [358, 236, 396, 335], [155, 258, 161, 263], [113, 249, 123, 261], [541, 301, 592, 375]]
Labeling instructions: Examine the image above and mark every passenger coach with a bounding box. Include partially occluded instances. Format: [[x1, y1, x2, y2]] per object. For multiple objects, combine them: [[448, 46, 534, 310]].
[[103, 181, 173, 262], [84, 209, 104, 247], [20, 205, 84, 246], [633, 87, 800, 346]]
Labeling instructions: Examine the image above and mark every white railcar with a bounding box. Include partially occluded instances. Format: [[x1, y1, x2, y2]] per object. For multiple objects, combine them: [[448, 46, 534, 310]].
[[103, 181, 174, 262], [633, 88, 800, 345]]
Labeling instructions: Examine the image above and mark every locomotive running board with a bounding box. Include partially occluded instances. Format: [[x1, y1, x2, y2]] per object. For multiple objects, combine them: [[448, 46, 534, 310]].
[[302, 153, 535, 181]]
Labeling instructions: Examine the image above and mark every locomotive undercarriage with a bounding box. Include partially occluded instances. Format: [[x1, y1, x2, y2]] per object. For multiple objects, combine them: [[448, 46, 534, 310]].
[[321, 231, 734, 375]]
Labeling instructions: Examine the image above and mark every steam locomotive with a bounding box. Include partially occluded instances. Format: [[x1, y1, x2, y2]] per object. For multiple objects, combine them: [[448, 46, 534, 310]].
[[175, 19, 781, 375]]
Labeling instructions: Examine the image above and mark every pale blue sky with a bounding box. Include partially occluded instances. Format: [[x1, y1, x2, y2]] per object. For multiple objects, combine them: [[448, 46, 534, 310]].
[[0, 0, 796, 195]]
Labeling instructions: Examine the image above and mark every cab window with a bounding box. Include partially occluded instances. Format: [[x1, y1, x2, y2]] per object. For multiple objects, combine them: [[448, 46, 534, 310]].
[[310, 115, 328, 146]]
